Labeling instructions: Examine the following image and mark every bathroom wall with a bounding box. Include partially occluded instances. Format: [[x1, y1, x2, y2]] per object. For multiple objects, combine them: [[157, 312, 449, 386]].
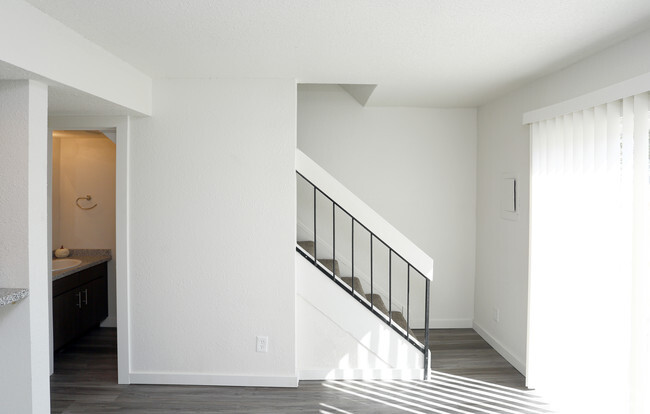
[[52, 130, 116, 326]]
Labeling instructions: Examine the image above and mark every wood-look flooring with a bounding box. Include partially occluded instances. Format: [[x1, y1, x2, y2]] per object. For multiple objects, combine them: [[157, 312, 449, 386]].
[[51, 328, 550, 413], [414, 329, 527, 390]]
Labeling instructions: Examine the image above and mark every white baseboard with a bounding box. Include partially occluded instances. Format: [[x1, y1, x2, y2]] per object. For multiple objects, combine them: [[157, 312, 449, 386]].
[[472, 321, 526, 375], [129, 372, 299, 387], [427, 318, 473, 329], [299, 369, 425, 381], [408, 317, 473, 329]]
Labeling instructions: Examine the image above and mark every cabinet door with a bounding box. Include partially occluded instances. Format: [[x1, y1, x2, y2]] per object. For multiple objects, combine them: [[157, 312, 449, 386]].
[[93, 275, 109, 322], [79, 275, 108, 332], [53, 289, 81, 351]]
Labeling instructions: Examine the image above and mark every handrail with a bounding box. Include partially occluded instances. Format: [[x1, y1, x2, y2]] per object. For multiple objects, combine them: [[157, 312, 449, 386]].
[[296, 150, 434, 280], [296, 170, 431, 380]]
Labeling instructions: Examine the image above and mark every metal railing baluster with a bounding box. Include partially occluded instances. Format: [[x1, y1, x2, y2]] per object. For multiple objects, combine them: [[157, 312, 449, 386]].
[[350, 217, 355, 295], [407, 264, 410, 338], [313, 186, 317, 265], [370, 234, 374, 309], [351, 218, 355, 287], [424, 277, 431, 380], [388, 249, 392, 324], [332, 202, 335, 279]]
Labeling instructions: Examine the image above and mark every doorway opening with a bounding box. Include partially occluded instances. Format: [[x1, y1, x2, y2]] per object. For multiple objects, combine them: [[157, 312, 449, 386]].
[[49, 129, 117, 384]]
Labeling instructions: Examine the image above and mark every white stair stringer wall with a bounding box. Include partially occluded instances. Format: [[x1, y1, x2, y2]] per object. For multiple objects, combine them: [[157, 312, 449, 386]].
[[296, 252, 428, 380]]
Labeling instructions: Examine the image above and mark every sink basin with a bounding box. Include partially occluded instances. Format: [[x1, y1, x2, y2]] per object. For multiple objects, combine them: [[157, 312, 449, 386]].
[[52, 258, 82, 271]]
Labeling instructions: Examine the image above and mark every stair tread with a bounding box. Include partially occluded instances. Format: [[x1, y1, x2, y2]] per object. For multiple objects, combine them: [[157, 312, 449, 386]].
[[390, 311, 415, 337], [340, 276, 365, 296], [365, 293, 389, 315], [319, 259, 340, 276], [364, 294, 415, 337], [297, 241, 340, 276], [297, 241, 314, 257]]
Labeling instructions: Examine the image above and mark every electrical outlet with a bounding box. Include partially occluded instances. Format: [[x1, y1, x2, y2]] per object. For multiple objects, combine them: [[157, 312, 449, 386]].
[[256, 336, 268, 353], [492, 307, 500, 323]]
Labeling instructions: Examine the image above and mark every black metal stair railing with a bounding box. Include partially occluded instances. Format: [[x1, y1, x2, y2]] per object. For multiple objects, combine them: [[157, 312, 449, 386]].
[[296, 171, 431, 379]]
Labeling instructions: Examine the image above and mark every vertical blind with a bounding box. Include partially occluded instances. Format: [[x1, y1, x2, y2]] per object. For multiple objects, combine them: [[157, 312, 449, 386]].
[[528, 93, 649, 413]]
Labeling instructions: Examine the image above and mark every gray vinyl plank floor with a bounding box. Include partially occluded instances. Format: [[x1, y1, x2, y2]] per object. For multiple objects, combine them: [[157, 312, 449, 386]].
[[51, 328, 550, 413]]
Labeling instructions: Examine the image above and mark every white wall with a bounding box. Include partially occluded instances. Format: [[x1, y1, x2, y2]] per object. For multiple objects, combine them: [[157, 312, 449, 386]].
[[475, 28, 650, 373], [0, 80, 50, 413], [128, 78, 297, 386], [298, 85, 477, 328], [52, 131, 117, 326]]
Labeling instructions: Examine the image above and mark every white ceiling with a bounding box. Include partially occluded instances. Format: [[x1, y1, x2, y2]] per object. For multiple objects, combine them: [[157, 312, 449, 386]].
[[18, 0, 650, 107]]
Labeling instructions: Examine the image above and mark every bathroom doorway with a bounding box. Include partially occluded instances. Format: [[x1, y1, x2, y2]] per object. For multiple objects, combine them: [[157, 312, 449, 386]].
[[48, 116, 130, 384], [50, 129, 117, 367]]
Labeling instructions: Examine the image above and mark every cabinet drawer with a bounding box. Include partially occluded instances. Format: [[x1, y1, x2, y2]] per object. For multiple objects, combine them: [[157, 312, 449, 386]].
[[52, 273, 81, 297], [53, 262, 107, 296]]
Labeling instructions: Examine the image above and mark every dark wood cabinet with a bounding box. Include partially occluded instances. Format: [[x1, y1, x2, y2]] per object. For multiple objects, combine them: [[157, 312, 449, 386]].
[[53, 262, 108, 351], [52, 288, 80, 350]]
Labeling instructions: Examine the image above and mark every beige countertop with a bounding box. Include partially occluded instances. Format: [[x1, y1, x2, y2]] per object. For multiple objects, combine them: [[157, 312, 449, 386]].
[[52, 249, 112, 281]]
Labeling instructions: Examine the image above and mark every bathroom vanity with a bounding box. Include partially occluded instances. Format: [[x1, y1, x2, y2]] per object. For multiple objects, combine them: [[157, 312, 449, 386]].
[[52, 252, 110, 351]]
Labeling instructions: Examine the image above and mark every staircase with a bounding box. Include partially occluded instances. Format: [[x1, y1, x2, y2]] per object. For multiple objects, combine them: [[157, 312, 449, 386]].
[[297, 240, 415, 338], [295, 149, 433, 380]]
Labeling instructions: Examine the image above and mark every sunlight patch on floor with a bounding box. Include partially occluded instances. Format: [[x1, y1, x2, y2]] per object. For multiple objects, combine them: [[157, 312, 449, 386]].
[[322, 370, 552, 414]]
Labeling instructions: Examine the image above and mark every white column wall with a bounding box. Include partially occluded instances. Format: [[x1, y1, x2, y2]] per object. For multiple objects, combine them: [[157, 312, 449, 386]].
[[128, 78, 297, 386], [0, 80, 50, 413]]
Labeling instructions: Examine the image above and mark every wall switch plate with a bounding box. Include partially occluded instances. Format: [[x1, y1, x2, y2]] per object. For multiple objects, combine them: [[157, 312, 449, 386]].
[[492, 307, 500, 323], [256, 336, 268, 353], [500, 173, 519, 221]]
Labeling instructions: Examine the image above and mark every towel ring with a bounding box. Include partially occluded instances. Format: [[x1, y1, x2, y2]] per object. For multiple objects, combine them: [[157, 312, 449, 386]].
[[76, 195, 98, 210]]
